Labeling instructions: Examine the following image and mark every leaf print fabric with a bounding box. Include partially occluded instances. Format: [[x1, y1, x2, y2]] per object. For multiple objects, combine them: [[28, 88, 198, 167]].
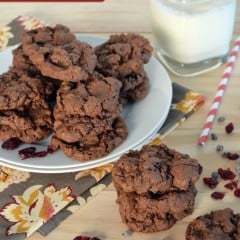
[[0, 27, 13, 50], [175, 91, 205, 113], [16, 16, 45, 31], [75, 164, 113, 182], [0, 185, 75, 237]]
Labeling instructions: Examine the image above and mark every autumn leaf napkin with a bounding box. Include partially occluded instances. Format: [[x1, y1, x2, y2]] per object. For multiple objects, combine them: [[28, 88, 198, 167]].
[[0, 16, 205, 239]]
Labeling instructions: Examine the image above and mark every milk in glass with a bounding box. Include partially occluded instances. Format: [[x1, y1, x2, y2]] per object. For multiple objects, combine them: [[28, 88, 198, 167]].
[[150, 0, 236, 76]]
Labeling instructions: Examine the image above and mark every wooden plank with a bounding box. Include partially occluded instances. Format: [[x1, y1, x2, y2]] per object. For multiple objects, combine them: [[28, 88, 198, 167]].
[[0, 0, 151, 33]]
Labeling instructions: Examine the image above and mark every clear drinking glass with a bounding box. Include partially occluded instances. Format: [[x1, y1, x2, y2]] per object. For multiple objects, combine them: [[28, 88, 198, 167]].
[[150, 0, 236, 77]]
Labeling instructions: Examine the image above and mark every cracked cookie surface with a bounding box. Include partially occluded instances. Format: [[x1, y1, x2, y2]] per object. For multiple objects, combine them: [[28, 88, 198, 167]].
[[54, 72, 122, 118], [95, 33, 153, 78], [51, 117, 128, 161], [0, 70, 51, 110], [117, 186, 197, 233], [95, 33, 152, 103], [22, 24, 97, 82], [0, 71, 53, 143], [186, 208, 240, 240], [53, 115, 114, 145], [112, 144, 202, 194]]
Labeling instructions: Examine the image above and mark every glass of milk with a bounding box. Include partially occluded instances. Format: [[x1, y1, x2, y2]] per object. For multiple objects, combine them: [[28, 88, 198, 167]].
[[150, 0, 236, 77]]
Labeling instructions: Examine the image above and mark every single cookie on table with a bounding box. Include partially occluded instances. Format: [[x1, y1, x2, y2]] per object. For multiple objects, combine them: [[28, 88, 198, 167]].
[[95, 33, 152, 103], [22, 24, 97, 82], [54, 72, 122, 119], [0, 70, 53, 143], [185, 208, 240, 240], [50, 117, 128, 161], [112, 144, 202, 194], [117, 186, 197, 233]]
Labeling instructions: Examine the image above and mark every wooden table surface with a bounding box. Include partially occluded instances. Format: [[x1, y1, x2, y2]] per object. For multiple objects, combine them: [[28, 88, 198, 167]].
[[1, 0, 240, 239]]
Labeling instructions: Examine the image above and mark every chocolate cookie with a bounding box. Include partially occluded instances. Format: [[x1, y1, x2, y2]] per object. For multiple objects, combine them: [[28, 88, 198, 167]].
[[0, 71, 51, 110], [120, 71, 149, 104], [108, 34, 153, 64], [53, 115, 113, 145], [185, 208, 240, 240], [54, 72, 122, 118], [117, 186, 197, 233], [0, 98, 53, 143], [112, 144, 202, 194], [12, 44, 40, 76], [0, 70, 53, 143], [22, 24, 97, 82], [95, 34, 152, 103], [95, 34, 153, 76], [50, 117, 128, 161], [11, 45, 61, 99]]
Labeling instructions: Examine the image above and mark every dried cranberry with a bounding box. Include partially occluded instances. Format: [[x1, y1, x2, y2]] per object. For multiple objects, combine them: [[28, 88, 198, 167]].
[[32, 151, 48, 158], [234, 188, 240, 197], [211, 192, 225, 200], [224, 152, 240, 160], [224, 181, 238, 190], [18, 147, 36, 160], [18, 146, 52, 160], [218, 168, 236, 180], [47, 146, 55, 153], [225, 122, 234, 134], [232, 181, 238, 188], [2, 138, 22, 150], [73, 236, 90, 240], [73, 237, 100, 240], [203, 177, 219, 189]]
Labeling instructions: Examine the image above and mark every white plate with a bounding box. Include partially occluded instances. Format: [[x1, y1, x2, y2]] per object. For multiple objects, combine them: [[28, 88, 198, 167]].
[[0, 131, 156, 173], [0, 35, 172, 173]]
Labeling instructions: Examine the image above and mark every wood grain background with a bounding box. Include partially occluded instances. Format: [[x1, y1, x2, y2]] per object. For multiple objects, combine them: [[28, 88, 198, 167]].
[[0, 0, 238, 35]]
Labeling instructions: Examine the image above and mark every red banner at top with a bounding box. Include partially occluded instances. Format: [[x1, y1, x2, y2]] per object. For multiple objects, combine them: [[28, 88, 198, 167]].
[[0, 0, 104, 1]]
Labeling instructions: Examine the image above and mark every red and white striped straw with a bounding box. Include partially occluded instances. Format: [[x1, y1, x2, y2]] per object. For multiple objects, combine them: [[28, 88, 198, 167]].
[[198, 36, 240, 146]]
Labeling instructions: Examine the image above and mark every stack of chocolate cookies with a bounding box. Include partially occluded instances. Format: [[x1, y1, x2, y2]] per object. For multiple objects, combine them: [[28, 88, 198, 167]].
[[20, 24, 128, 161], [0, 24, 153, 161], [112, 144, 202, 233], [51, 72, 128, 161]]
